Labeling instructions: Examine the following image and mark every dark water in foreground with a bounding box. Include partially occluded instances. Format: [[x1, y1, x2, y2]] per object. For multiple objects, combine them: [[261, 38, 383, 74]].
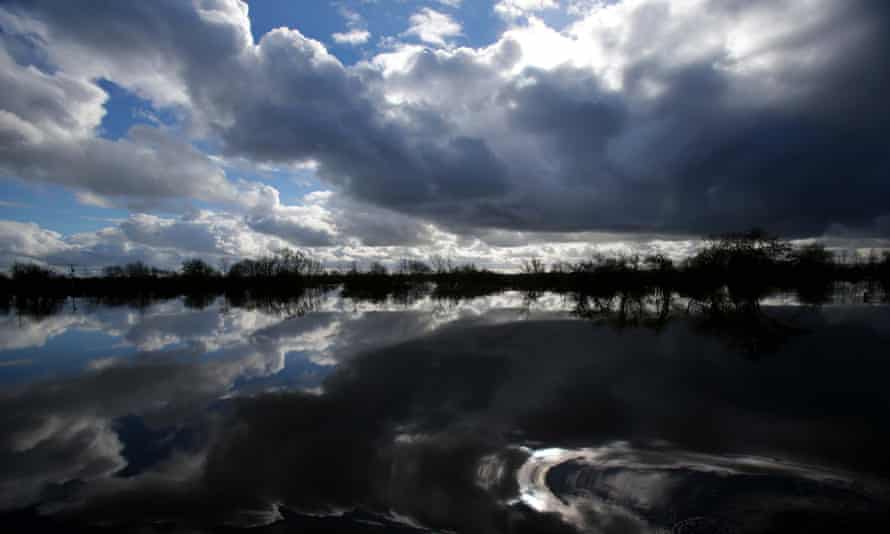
[[1, 289, 889, 532]]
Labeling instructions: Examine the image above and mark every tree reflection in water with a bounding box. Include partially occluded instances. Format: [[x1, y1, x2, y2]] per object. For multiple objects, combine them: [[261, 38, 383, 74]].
[[0, 286, 889, 532]]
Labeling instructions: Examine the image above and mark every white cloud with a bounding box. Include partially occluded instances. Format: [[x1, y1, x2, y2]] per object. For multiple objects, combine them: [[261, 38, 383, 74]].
[[0, 39, 242, 208], [494, 0, 559, 20], [402, 8, 462, 47], [332, 6, 370, 45], [332, 28, 371, 45], [0, 209, 704, 274], [0, 220, 70, 261], [0, 415, 126, 510], [0, 312, 91, 350], [0, 44, 105, 143]]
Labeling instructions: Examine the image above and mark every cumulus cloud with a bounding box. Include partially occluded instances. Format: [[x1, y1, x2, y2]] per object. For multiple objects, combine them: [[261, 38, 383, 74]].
[[2, 126, 240, 210], [332, 6, 371, 46], [1, 0, 889, 256], [332, 28, 371, 45], [363, 0, 890, 237], [494, 0, 559, 20], [402, 8, 462, 47], [0, 220, 70, 261], [0, 37, 238, 208], [0, 1, 253, 210], [0, 211, 295, 271], [1, 212, 710, 274]]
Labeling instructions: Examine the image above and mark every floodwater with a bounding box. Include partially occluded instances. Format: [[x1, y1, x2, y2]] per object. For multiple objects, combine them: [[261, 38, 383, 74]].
[[1, 287, 889, 533]]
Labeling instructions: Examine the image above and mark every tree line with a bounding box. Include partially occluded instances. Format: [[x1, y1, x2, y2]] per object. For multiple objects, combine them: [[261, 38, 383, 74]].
[[1, 231, 889, 297]]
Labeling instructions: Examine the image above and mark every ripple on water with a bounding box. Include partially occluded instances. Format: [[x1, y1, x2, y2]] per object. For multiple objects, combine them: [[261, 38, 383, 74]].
[[484, 442, 890, 533]]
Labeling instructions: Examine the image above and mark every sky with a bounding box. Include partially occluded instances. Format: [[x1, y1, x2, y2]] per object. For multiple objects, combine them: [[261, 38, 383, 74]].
[[1, 0, 888, 273]]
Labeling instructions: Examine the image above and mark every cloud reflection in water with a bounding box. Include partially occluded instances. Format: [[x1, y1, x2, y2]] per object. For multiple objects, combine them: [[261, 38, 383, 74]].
[[0, 292, 889, 531]]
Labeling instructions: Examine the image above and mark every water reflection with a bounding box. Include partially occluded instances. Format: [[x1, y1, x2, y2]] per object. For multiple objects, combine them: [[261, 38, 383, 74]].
[[508, 443, 884, 533], [1, 288, 889, 532]]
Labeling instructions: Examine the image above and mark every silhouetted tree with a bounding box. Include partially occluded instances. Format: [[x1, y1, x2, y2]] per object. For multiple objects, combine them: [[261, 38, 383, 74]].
[[521, 257, 546, 274], [789, 243, 835, 276], [550, 261, 572, 273], [275, 248, 323, 276], [368, 262, 388, 276], [687, 228, 792, 275], [451, 263, 481, 274], [399, 259, 432, 275], [122, 261, 161, 278], [226, 248, 323, 280], [181, 258, 219, 279], [430, 255, 453, 274], [102, 265, 125, 278], [11, 263, 56, 282]]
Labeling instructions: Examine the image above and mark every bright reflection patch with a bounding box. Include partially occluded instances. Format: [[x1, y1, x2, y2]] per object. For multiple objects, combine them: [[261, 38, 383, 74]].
[[488, 442, 889, 532]]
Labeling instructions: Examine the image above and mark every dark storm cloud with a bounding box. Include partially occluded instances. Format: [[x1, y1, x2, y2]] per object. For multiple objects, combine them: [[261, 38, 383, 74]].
[[220, 0, 890, 238], [242, 0, 880, 238], [2, 0, 889, 239], [214, 30, 512, 212], [480, 1, 890, 237]]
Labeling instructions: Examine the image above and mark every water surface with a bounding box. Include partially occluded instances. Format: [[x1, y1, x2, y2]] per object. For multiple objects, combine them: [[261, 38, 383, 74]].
[[1, 288, 889, 532]]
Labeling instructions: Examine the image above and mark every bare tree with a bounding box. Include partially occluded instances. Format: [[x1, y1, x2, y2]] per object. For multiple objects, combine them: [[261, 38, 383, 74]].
[[521, 257, 546, 274], [368, 261, 388, 275], [399, 258, 432, 275], [181, 258, 219, 278], [430, 255, 453, 274]]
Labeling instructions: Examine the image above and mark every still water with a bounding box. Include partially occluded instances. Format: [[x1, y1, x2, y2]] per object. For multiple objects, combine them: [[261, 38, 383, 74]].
[[1, 288, 889, 532]]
